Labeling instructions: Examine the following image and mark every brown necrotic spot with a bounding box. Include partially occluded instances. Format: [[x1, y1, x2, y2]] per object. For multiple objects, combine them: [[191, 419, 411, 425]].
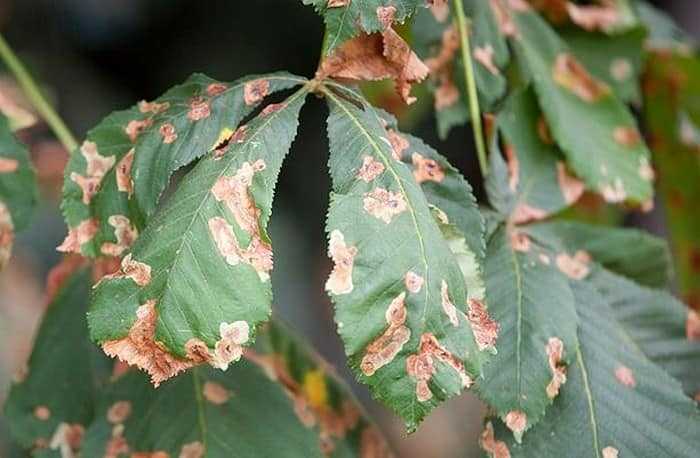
[[566, 3, 620, 32], [260, 102, 286, 116], [231, 125, 248, 144], [327, 0, 349, 8], [638, 157, 655, 181], [489, 0, 518, 37], [504, 144, 519, 192], [553, 53, 609, 102], [57, 218, 99, 254], [428, 0, 449, 22], [244, 79, 270, 106], [70, 173, 101, 205], [504, 410, 527, 438], [467, 298, 499, 352], [613, 126, 641, 147], [602, 446, 619, 458], [387, 129, 409, 160], [187, 97, 210, 121], [138, 100, 169, 114], [510, 230, 531, 253], [203, 381, 230, 404], [179, 441, 205, 458], [600, 178, 627, 203], [556, 250, 590, 280], [610, 58, 632, 82], [105, 424, 129, 458], [511, 204, 548, 225], [545, 337, 567, 399], [441, 280, 460, 327], [103, 254, 152, 286], [100, 215, 138, 257], [70, 141, 115, 205], [325, 230, 357, 295], [208, 217, 273, 281], [480, 421, 511, 458], [376, 5, 396, 30], [49, 423, 85, 457], [115, 148, 134, 196], [211, 321, 250, 370], [357, 155, 385, 182], [206, 82, 228, 96], [687, 310, 700, 341], [363, 187, 407, 224], [102, 300, 198, 387], [106, 401, 132, 424], [407, 333, 472, 402], [0, 157, 18, 173], [211, 160, 266, 235], [537, 116, 553, 144], [557, 161, 585, 205], [474, 45, 500, 76], [34, 405, 51, 421], [159, 123, 177, 144], [125, 118, 153, 143], [404, 271, 424, 293], [360, 292, 411, 376], [0, 201, 13, 269], [412, 153, 444, 183], [614, 365, 636, 388]]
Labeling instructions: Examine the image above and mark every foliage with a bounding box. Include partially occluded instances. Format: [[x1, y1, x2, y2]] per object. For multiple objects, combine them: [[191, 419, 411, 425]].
[[2, 0, 700, 456]]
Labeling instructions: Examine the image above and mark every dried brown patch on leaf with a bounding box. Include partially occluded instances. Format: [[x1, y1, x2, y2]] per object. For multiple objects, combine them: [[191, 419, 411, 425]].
[[363, 187, 407, 224], [407, 333, 472, 402], [203, 381, 231, 404], [474, 45, 500, 76], [412, 153, 445, 183], [428, 0, 449, 22], [467, 298, 500, 352], [327, 0, 350, 7], [208, 217, 273, 282], [100, 215, 138, 257], [600, 177, 627, 203], [260, 102, 286, 116], [566, 3, 620, 32], [115, 148, 134, 196], [325, 230, 357, 295], [610, 58, 632, 82], [212, 160, 266, 235], [49, 423, 84, 458], [57, 218, 99, 254], [0, 157, 18, 173], [125, 118, 153, 143], [102, 254, 152, 286], [376, 6, 396, 30], [490, 0, 518, 37], [537, 116, 554, 144], [545, 336, 567, 399], [510, 229, 531, 253], [386, 129, 409, 160], [602, 446, 619, 458], [405, 271, 424, 293], [317, 28, 429, 104], [71, 141, 116, 205], [504, 410, 527, 438], [180, 441, 205, 458], [244, 79, 270, 106], [557, 161, 585, 205], [138, 100, 170, 114], [159, 123, 177, 144], [638, 157, 655, 182], [613, 126, 642, 147], [504, 145, 519, 192], [206, 82, 228, 96], [425, 26, 460, 111], [614, 365, 636, 388], [357, 155, 385, 182], [441, 280, 460, 327], [34, 405, 51, 421], [556, 250, 590, 280], [187, 97, 211, 121], [687, 310, 700, 341], [511, 204, 548, 225], [104, 424, 129, 458], [553, 53, 610, 103], [102, 300, 197, 386], [480, 421, 511, 458], [361, 292, 411, 376], [106, 401, 132, 424], [0, 201, 12, 268], [211, 321, 250, 370]]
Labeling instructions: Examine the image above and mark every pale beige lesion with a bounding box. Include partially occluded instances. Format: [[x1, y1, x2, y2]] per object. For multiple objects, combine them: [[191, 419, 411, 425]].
[[362, 187, 407, 224], [545, 337, 567, 399], [57, 218, 99, 254], [208, 216, 273, 281], [211, 321, 250, 370], [101, 254, 152, 287], [187, 96, 211, 121], [243, 79, 270, 106], [356, 155, 385, 183], [412, 153, 444, 184], [504, 410, 527, 440], [360, 292, 411, 377], [325, 230, 357, 296], [440, 280, 460, 327], [115, 148, 135, 196], [0, 201, 14, 269], [555, 250, 591, 280], [404, 271, 424, 293], [0, 157, 18, 173], [100, 215, 138, 257], [70, 140, 116, 205], [553, 53, 609, 102], [479, 421, 511, 458], [467, 298, 499, 352], [125, 118, 153, 143]]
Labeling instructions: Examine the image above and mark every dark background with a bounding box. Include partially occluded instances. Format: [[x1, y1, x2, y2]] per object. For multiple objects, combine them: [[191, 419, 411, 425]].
[[0, 1, 697, 456]]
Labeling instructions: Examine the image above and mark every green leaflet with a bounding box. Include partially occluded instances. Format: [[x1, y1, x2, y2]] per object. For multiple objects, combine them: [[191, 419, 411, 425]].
[[3, 267, 113, 452], [61, 72, 305, 257], [304, 0, 424, 55], [486, 88, 583, 224], [88, 88, 309, 386], [477, 224, 578, 441], [323, 84, 487, 431], [588, 268, 700, 398], [486, 280, 700, 458], [644, 51, 700, 307], [79, 320, 390, 458], [510, 7, 654, 204], [527, 220, 672, 289], [0, 113, 37, 269], [412, 0, 509, 139]]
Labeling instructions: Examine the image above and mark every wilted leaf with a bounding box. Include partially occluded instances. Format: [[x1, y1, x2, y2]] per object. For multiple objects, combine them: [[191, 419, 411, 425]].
[[0, 113, 37, 269], [323, 84, 488, 431], [485, 279, 700, 457], [87, 88, 309, 386], [477, 224, 578, 441], [61, 72, 305, 257]]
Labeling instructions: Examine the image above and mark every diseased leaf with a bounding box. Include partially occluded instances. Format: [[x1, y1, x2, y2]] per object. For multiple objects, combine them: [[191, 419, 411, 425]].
[[323, 84, 488, 431], [87, 88, 309, 386], [0, 113, 37, 269], [485, 280, 700, 458], [60, 72, 305, 257], [527, 220, 673, 289], [509, 6, 654, 205], [588, 268, 700, 398], [3, 265, 112, 455], [486, 88, 584, 224], [477, 224, 578, 441], [80, 320, 391, 458]]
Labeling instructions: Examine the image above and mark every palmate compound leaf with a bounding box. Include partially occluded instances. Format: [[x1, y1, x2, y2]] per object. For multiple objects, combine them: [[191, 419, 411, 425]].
[[484, 279, 700, 458], [79, 320, 391, 458], [303, 0, 425, 55], [60, 72, 305, 258], [0, 113, 37, 269], [476, 223, 579, 442], [87, 87, 309, 387], [506, 3, 654, 206], [3, 263, 113, 455], [321, 83, 490, 431]]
